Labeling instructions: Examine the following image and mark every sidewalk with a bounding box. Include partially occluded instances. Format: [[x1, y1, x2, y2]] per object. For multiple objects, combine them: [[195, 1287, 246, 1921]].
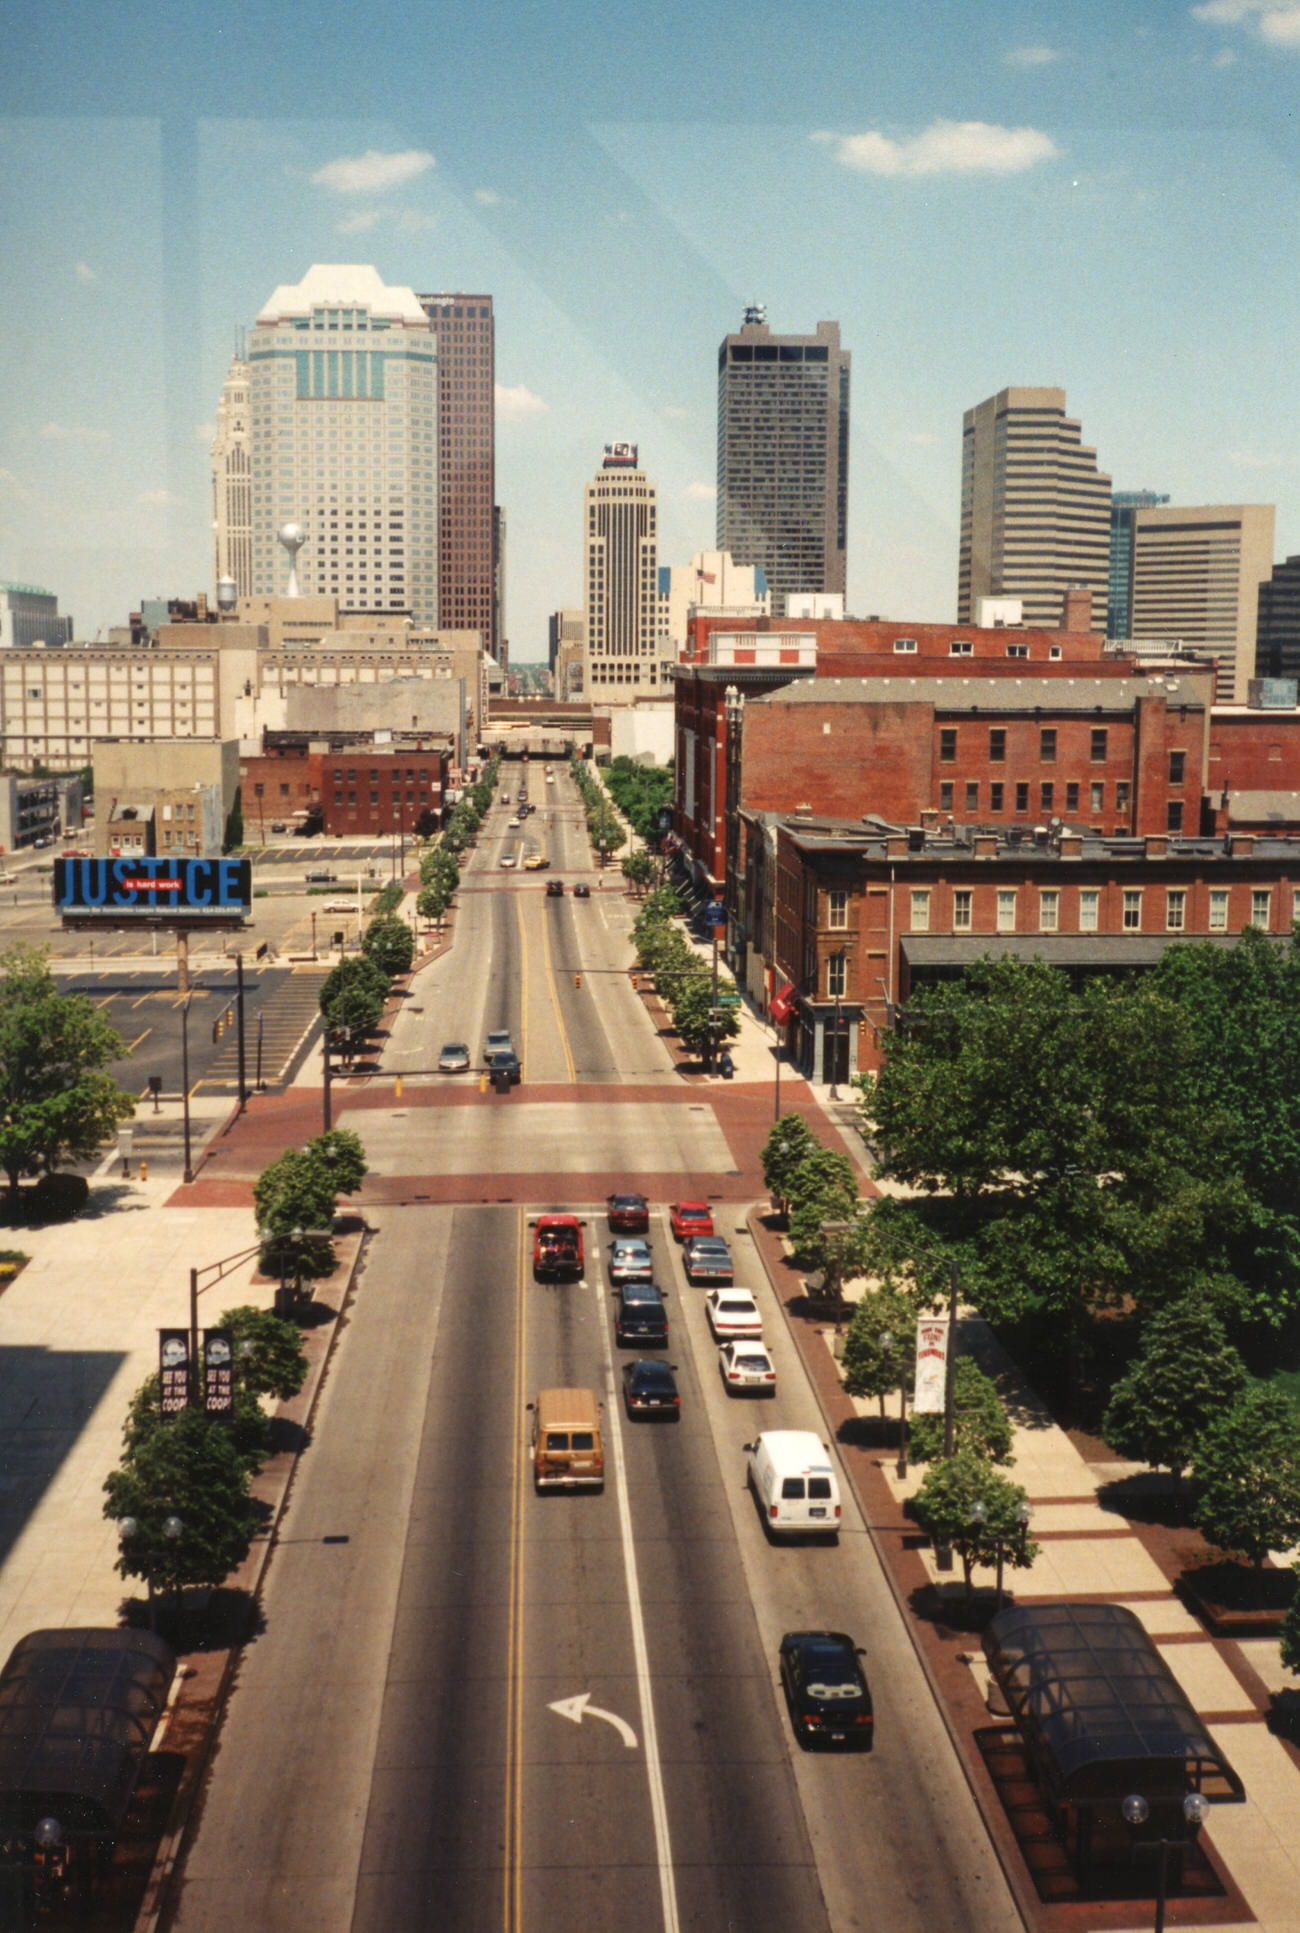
[[750, 1210, 1300, 1933]]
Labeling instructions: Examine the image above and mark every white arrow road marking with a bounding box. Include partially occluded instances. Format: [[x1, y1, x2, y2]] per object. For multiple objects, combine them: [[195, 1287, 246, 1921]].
[[547, 1692, 639, 1751]]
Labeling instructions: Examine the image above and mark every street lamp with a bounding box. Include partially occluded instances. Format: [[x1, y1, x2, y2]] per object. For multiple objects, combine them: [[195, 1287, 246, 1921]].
[[878, 1330, 910, 1478], [117, 1511, 183, 1630], [33, 1815, 68, 1909], [1122, 1791, 1210, 1933], [966, 1497, 1033, 1611], [180, 994, 194, 1185]]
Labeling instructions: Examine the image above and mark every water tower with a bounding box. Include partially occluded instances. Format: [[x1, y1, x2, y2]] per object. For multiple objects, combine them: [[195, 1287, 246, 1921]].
[[216, 575, 238, 615], [277, 521, 307, 598]]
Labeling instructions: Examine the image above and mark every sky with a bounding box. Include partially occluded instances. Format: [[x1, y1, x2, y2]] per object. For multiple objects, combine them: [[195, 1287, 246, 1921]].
[[2, 0, 1298, 660]]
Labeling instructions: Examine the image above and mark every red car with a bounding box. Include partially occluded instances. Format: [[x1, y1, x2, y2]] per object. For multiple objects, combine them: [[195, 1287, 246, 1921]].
[[533, 1214, 584, 1280], [669, 1201, 714, 1243], [607, 1192, 649, 1234]]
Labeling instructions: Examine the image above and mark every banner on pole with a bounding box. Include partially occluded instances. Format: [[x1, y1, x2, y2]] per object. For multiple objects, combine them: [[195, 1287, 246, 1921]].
[[203, 1329, 235, 1417], [159, 1329, 191, 1417], [912, 1317, 950, 1414]]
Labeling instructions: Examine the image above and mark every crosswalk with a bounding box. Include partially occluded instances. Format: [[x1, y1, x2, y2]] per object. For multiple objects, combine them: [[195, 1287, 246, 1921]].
[[198, 965, 330, 1092]]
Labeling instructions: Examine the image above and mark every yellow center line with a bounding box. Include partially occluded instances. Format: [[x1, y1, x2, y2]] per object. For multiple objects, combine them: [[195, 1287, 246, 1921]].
[[535, 891, 577, 1085], [504, 1212, 528, 1932]]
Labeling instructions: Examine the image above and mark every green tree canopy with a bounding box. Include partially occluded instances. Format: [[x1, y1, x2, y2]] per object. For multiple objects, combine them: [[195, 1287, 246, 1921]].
[[254, 1129, 367, 1286], [1193, 1383, 1300, 1570], [670, 975, 740, 1060], [1280, 1567, 1300, 1678], [839, 1286, 920, 1412], [786, 1147, 862, 1269], [417, 881, 451, 926], [603, 756, 674, 841], [621, 850, 654, 895], [0, 943, 137, 1201], [362, 913, 415, 978], [1103, 1295, 1249, 1483], [218, 1302, 309, 1401], [908, 1356, 1014, 1466], [104, 1406, 255, 1596], [760, 1114, 819, 1210], [122, 1369, 270, 1476], [911, 1450, 1039, 1604]]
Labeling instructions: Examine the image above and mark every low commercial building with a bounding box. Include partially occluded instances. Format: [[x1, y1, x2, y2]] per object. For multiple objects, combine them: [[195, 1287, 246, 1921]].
[[240, 731, 450, 839], [0, 581, 73, 651], [91, 740, 240, 856], [0, 773, 61, 852]]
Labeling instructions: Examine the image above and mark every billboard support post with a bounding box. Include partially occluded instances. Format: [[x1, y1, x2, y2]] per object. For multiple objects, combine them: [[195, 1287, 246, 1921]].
[[177, 929, 189, 996]]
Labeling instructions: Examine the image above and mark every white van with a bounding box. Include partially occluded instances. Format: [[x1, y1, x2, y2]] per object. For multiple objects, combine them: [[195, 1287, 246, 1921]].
[[746, 1430, 841, 1540]]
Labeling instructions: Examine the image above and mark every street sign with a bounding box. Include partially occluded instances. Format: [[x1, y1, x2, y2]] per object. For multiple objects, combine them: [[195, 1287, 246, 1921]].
[[715, 991, 741, 1008], [704, 899, 725, 926]]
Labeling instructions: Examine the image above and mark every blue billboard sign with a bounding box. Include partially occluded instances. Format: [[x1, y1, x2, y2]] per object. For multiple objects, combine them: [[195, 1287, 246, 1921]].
[[54, 857, 252, 923]]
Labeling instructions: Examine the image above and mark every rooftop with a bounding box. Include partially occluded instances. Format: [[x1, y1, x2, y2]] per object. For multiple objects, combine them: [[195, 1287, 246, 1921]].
[[778, 816, 1299, 864], [757, 674, 1203, 713], [256, 264, 429, 327]]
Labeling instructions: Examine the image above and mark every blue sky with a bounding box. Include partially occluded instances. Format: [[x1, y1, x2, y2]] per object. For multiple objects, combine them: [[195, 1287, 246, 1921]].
[[2, 0, 1298, 657]]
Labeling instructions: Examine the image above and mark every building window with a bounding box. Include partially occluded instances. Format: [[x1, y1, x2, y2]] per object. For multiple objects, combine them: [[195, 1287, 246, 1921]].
[[893, 637, 917, 654], [939, 781, 954, 811], [827, 889, 848, 930], [1049, 645, 1062, 660], [1166, 890, 1187, 932], [952, 889, 973, 932], [989, 728, 1006, 763], [1091, 728, 1108, 762], [996, 889, 1017, 933], [1040, 782, 1054, 813], [1066, 782, 1079, 813], [939, 728, 957, 763], [1039, 890, 1060, 933], [1167, 801, 1183, 833], [826, 953, 847, 999], [1006, 643, 1029, 659], [910, 890, 930, 932], [1079, 889, 1100, 933], [1040, 728, 1057, 762], [1208, 889, 1229, 931], [1169, 750, 1186, 785], [950, 639, 973, 657], [989, 782, 1004, 813], [1252, 889, 1271, 928], [1123, 890, 1143, 931], [965, 781, 979, 812], [1015, 782, 1029, 814], [1090, 781, 1104, 813], [1116, 781, 1131, 813]]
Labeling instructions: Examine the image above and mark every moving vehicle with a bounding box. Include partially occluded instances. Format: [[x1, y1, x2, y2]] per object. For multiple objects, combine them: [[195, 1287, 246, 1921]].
[[437, 1042, 471, 1073], [485, 1030, 516, 1063], [613, 1280, 668, 1346], [705, 1288, 764, 1340], [325, 898, 357, 912], [622, 1360, 680, 1419], [523, 852, 548, 870], [489, 1050, 521, 1086], [533, 1214, 584, 1279], [779, 1632, 873, 1749], [546, 879, 565, 897], [746, 1431, 842, 1539], [607, 1192, 649, 1234], [683, 1236, 733, 1283], [508, 817, 521, 829], [608, 1237, 653, 1285], [573, 882, 591, 899], [718, 1340, 776, 1394], [530, 1388, 604, 1490], [500, 855, 516, 869], [501, 790, 511, 803], [669, 1201, 714, 1242]]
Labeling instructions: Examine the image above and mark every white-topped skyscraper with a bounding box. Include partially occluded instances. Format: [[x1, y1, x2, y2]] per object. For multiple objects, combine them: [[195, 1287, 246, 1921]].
[[582, 443, 664, 696], [211, 348, 252, 597], [245, 265, 438, 624]]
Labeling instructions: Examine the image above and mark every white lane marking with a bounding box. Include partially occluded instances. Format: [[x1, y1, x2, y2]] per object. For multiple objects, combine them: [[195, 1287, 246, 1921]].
[[594, 1227, 682, 1933], [548, 1692, 638, 1750]]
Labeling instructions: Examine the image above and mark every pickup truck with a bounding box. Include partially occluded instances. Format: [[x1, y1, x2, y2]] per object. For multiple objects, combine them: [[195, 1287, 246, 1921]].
[[533, 1214, 584, 1281]]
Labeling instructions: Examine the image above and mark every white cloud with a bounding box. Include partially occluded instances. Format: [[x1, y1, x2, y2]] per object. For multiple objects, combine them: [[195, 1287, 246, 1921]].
[[1229, 448, 1296, 469], [137, 488, 174, 506], [335, 208, 382, 235], [1191, 0, 1300, 47], [1005, 43, 1062, 65], [821, 118, 1061, 178], [474, 187, 502, 206], [684, 480, 717, 502], [495, 382, 548, 421], [73, 261, 96, 282], [1212, 44, 1240, 61], [310, 147, 435, 195], [41, 421, 110, 445]]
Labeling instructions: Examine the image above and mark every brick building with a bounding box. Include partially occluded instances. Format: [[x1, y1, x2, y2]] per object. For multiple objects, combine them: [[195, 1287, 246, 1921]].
[[764, 817, 1300, 1084], [239, 733, 449, 839]]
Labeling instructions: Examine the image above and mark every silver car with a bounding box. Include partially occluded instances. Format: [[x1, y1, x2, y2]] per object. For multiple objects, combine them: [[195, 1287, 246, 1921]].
[[608, 1238, 654, 1285], [438, 1041, 470, 1073]]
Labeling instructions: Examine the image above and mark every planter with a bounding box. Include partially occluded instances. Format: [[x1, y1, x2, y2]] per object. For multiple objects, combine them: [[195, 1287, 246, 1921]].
[[1178, 1558, 1296, 1637]]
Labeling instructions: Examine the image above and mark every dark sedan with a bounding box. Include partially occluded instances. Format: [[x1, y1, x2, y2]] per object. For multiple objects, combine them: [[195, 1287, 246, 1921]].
[[573, 882, 591, 899], [682, 1235, 733, 1283], [621, 1359, 680, 1418], [607, 1192, 650, 1234], [613, 1280, 668, 1347], [779, 1632, 874, 1750]]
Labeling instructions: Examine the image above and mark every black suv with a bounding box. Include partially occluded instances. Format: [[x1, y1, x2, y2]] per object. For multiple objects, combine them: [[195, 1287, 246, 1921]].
[[546, 879, 565, 897], [614, 1281, 668, 1347]]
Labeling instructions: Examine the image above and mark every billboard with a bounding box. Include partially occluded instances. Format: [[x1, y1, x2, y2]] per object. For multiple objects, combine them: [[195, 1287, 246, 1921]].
[[54, 857, 252, 924]]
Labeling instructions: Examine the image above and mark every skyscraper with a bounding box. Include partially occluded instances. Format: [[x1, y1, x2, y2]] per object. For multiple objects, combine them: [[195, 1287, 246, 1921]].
[[1256, 554, 1300, 685], [1130, 503, 1275, 702], [716, 309, 849, 617], [1107, 490, 1169, 641], [417, 292, 496, 652], [211, 350, 252, 596], [582, 443, 662, 694], [246, 264, 438, 623], [959, 386, 1112, 629]]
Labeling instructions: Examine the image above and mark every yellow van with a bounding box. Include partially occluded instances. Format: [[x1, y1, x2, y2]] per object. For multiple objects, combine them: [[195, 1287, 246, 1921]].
[[531, 1388, 604, 1491]]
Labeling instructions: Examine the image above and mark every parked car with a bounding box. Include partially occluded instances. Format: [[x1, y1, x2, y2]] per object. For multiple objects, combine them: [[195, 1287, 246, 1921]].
[[614, 1280, 668, 1347], [325, 898, 357, 912], [705, 1288, 763, 1340], [437, 1041, 471, 1073], [608, 1238, 654, 1285], [779, 1632, 873, 1750], [682, 1236, 733, 1283], [305, 869, 336, 883], [573, 882, 590, 899], [622, 1360, 680, 1419], [607, 1192, 650, 1234], [718, 1340, 776, 1394], [546, 879, 565, 897], [270, 822, 287, 833], [670, 1201, 714, 1243]]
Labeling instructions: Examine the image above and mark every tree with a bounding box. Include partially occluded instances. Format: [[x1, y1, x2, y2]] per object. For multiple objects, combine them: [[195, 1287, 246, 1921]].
[[840, 1286, 920, 1418], [909, 1357, 1014, 1466], [254, 1129, 367, 1289], [589, 810, 626, 866], [1103, 1295, 1248, 1485], [417, 882, 450, 928], [0, 944, 137, 1205], [760, 1115, 819, 1215], [1193, 1384, 1300, 1572], [104, 1406, 255, 1601], [670, 975, 740, 1060], [320, 954, 388, 1061], [121, 1368, 270, 1475], [223, 786, 243, 851], [362, 913, 415, 977], [1280, 1567, 1300, 1678], [621, 850, 654, 895], [912, 1450, 1040, 1608], [218, 1303, 309, 1401], [414, 807, 440, 838], [786, 1147, 862, 1270]]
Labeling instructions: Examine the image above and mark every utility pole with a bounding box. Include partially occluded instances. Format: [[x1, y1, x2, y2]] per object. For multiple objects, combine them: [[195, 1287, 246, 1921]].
[[235, 952, 247, 1113]]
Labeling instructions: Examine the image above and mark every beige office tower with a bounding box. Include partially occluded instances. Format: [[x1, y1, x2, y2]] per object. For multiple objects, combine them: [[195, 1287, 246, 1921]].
[[247, 265, 438, 624], [211, 354, 252, 596], [959, 386, 1112, 628], [1130, 503, 1275, 702], [582, 444, 662, 695]]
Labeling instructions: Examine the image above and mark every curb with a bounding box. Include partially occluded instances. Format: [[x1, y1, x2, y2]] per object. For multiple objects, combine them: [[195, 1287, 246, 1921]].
[[132, 1223, 371, 1933]]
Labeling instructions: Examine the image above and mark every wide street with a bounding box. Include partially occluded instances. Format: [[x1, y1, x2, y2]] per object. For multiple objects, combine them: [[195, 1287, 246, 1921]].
[[166, 769, 1020, 1933]]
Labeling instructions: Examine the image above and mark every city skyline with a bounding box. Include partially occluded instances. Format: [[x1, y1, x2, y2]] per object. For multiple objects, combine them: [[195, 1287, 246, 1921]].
[[3, 1, 1299, 656]]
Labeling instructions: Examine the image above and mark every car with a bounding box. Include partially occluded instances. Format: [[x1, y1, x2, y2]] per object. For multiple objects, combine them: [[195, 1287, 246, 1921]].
[[546, 879, 565, 897], [270, 822, 287, 833], [484, 1030, 515, 1063], [305, 869, 336, 884], [500, 855, 516, 869], [718, 1340, 776, 1394], [622, 1360, 680, 1419], [501, 791, 511, 803], [608, 1237, 654, 1285], [325, 898, 357, 912], [613, 1280, 668, 1347], [438, 1041, 471, 1073], [488, 1049, 521, 1086], [705, 1288, 764, 1341], [607, 1192, 650, 1234], [573, 881, 591, 898], [682, 1236, 733, 1283], [778, 1632, 874, 1750], [670, 1201, 714, 1243], [523, 853, 549, 871], [508, 818, 521, 829]]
